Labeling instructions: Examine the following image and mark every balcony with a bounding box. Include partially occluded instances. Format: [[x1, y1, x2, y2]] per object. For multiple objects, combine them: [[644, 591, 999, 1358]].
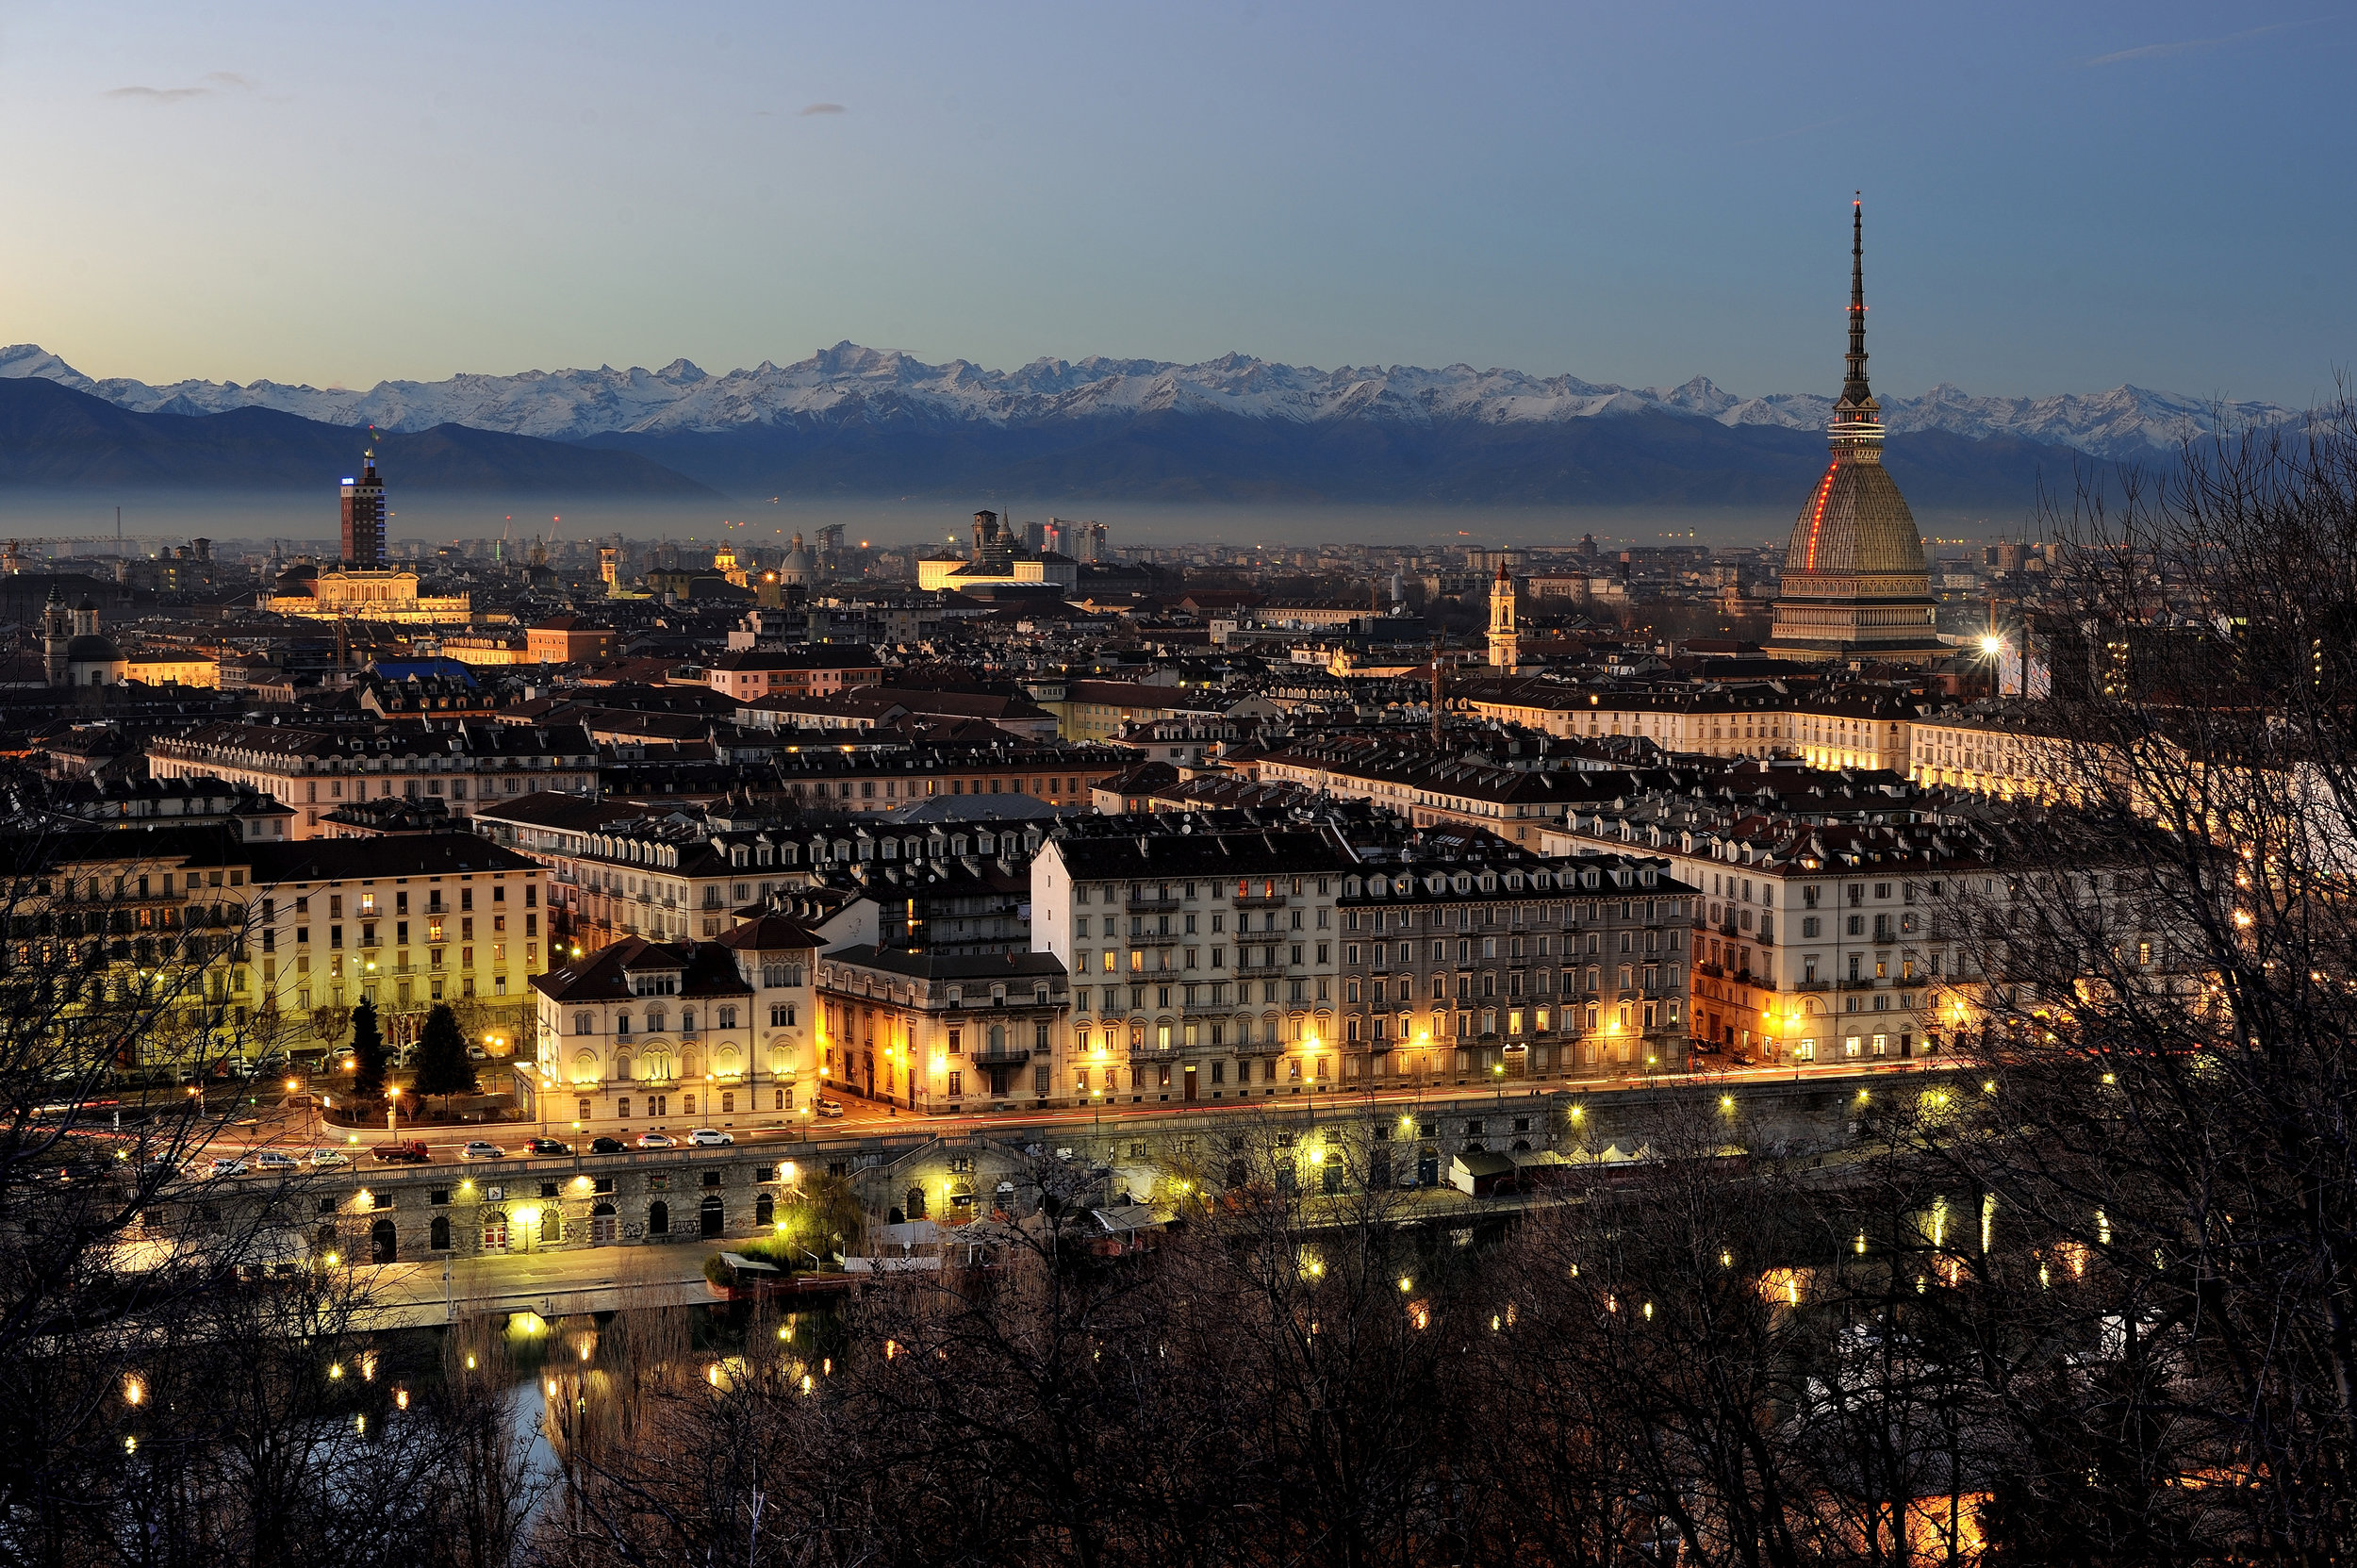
[[1794, 980, 1831, 992], [971, 1046, 1032, 1065], [1233, 892, 1290, 910], [1126, 896, 1182, 913], [1839, 978, 1878, 991]]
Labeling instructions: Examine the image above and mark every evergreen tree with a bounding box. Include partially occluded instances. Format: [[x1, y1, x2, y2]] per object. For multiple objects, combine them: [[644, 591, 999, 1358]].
[[413, 1003, 477, 1100], [348, 998, 387, 1098]]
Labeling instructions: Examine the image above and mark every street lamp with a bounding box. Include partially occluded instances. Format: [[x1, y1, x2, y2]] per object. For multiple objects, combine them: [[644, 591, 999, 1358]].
[[386, 1085, 401, 1136]]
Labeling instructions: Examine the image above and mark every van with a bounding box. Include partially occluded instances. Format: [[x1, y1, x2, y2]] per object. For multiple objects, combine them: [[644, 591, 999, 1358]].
[[255, 1149, 300, 1171]]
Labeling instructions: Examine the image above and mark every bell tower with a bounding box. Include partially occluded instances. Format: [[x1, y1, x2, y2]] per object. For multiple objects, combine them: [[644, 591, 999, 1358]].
[[41, 586, 71, 686], [1487, 562, 1520, 671]]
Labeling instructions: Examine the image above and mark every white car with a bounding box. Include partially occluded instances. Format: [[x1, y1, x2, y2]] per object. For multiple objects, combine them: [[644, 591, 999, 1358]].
[[309, 1147, 351, 1167], [815, 1098, 846, 1119], [255, 1149, 300, 1171], [687, 1128, 733, 1147], [208, 1157, 249, 1177], [459, 1140, 506, 1161]]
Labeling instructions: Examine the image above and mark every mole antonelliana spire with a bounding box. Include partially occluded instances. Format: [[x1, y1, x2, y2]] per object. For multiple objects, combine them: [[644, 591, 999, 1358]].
[[1765, 197, 1943, 665]]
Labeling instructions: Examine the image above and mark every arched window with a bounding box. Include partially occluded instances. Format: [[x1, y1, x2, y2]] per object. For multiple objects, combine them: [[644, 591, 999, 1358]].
[[989, 1024, 1006, 1053], [718, 1005, 737, 1030], [483, 1212, 508, 1251], [540, 1208, 558, 1244], [754, 1193, 774, 1227], [681, 1009, 697, 1034], [370, 1218, 398, 1263], [430, 1215, 451, 1250], [616, 1012, 632, 1037], [907, 1185, 928, 1220], [647, 1007, 667, 1033], [612, 1052, 632, 1082], [700, 1195, 724, 1238], [649, 1200, 669, 1236], [574, 1012, 593, 1035], [682, 1048, 702, 1079]]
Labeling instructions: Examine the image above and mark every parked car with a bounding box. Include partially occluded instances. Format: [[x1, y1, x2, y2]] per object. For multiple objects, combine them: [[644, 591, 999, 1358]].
[[309, 1147, 352, 1167], [526, 1138, 572, 1156], [371, 1139, 431, 1164], [815, 1098, 846, 1118], [686, 1128, 733, 1147], [635, 1131, 675, 1149], [459, 1140, 506, 1161], [255, 1148, 301, 1171], [466, 1046, 488, 1061], [208, 1157, 249, 1177], [589, 1136, 626, 1154]]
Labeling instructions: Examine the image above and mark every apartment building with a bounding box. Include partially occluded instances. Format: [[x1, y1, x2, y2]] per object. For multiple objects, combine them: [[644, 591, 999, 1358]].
[[147, 720, 598, 837], [248, 834, 550, 1059], [527, 936, 759, 1131], [1459, 680, 1801, 759], [1253, 734, 1633, 844], [1907, 707, 2074, 801], [815, 947, 1069, 1112], [1, 828, 551, 1078], [475, 792, 1015, 953], [1541, 802, 2001, 1065], [1335, 838, 1696, 1088], [703, 645, 884, 701], [1030, 814, 1360, 1106]]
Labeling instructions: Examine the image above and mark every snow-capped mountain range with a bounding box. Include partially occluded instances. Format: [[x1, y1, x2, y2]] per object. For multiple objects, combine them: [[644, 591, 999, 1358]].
[[0, 341, 2299, 461]]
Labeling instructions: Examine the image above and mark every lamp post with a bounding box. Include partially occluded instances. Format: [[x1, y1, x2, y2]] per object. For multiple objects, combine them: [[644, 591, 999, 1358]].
[[387, 1085, 400, 1136]]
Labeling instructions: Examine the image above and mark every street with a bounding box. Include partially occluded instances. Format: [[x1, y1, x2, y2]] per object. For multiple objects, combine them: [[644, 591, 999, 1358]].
[[185, 1051, 1953, 1168]]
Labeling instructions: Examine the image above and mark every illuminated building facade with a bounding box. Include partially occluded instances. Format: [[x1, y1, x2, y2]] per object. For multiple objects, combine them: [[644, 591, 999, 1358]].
[[1337, 846, 1693, 1089]]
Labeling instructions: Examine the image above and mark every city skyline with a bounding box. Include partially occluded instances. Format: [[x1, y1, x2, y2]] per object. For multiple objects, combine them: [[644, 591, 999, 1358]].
[[0, 1, 2349, 408]]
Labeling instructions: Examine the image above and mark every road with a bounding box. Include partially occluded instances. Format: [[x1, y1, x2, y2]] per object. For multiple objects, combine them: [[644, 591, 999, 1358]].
[[172, 1052, 1954, 1170]]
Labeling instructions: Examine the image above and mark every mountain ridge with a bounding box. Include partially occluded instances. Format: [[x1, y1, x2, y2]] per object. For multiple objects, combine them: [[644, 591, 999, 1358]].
[[0, 341, 2301, 462], [0, 376, 717, 495]]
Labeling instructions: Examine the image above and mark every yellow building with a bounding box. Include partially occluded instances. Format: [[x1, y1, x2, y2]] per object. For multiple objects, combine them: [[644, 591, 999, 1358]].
[[264, 569, 471, 625], [124, 653, 220, 687]]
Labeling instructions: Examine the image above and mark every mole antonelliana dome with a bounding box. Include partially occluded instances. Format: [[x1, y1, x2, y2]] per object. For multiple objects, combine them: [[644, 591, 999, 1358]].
[[1766, 201, 1943, 664]]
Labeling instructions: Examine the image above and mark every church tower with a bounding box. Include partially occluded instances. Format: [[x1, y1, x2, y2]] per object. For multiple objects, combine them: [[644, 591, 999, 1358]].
[[1765, 200, 1943, 664], [41, 586, 71, 686], [1487, 562, 1521, 671]]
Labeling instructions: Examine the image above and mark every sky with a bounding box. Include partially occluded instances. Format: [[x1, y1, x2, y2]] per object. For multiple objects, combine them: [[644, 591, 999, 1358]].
[[0, 1, 2349, 409]]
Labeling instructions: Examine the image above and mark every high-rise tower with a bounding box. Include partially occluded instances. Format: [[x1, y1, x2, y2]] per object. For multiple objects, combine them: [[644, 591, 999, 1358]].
[[1765, 200, 1942, 665], [340, 449, 387, 569]]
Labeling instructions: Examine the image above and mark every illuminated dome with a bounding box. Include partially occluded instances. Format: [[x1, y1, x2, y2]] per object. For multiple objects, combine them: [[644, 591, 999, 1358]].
[[1766, 200, 1942, 665]]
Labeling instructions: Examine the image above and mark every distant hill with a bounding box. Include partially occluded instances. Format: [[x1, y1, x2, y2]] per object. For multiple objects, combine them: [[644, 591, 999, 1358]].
[[0, 376, 716, 495], [0, 339, 2222, 506], [573, 405, 2092, 510]]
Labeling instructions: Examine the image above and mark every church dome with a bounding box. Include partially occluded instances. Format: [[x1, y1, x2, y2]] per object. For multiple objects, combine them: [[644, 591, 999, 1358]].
[[65, 634, 122, 662], [1778, 449, 1926, 591]]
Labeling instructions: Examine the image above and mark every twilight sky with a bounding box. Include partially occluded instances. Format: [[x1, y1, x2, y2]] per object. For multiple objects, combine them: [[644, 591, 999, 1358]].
[[0, 0, 2349, 407]]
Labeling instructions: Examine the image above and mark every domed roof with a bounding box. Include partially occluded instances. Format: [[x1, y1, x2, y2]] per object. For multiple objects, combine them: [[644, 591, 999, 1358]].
[[65, 634, 122, 663], [1777, 450, 1926, 592]]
